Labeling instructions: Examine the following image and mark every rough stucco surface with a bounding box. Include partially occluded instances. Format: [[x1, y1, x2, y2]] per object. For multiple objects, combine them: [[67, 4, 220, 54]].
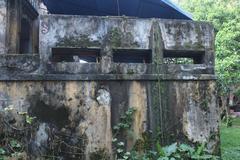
[[0, 15, 216, 78], [39, 15, 153, 72], [0, 0, 6, 54], [128, 81, 148, 149], [0, 12, 220, 159], [38, 15, 214, 74], [171, 81, 219, 153], [159, 20, 214, 50], [0, 81, 149, 159], [0, 80, 220, 158]]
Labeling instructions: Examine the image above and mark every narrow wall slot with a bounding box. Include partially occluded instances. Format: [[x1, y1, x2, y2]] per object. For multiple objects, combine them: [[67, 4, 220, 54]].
[[20, 17, 32, 54], [52, 48, 100, 63], [163, 50, 205, 64], [113, 49, 152, 63]]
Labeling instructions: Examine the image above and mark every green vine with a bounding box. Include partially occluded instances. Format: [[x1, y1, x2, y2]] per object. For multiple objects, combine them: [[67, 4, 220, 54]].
[[113, 107, 136, 160], [0, 107, 36, 159]]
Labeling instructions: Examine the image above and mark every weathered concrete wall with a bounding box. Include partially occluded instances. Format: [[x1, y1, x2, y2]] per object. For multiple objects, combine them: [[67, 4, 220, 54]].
[[0, 0, 6, 54], [0, 81, 148, 159], [159, 81, 219, 154], [0, 14, 215, 76], [0, 14, 220, 159], [0, 80, 220, 159], [159, 20, 215, 65], [39, 15, 214, 74]]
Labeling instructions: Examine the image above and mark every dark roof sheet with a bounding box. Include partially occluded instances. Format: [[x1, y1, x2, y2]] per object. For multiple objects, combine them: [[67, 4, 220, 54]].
[[43, 0, 192, 20]]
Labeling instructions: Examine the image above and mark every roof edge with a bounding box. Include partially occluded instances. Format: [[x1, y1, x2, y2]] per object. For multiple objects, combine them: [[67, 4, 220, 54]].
[[161, 0, 193, 20]]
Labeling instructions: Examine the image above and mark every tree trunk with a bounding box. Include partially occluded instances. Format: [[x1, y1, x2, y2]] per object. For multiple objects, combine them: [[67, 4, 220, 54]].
[[220, 95, 230, 119]]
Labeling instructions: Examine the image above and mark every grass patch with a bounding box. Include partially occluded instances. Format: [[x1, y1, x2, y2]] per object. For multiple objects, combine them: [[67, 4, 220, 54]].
[[232, 118, 240, 126], [221, 117, 240, 160]]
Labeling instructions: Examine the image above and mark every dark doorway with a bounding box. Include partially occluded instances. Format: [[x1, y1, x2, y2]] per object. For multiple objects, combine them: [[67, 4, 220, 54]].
[[20, 17, 32, 54]]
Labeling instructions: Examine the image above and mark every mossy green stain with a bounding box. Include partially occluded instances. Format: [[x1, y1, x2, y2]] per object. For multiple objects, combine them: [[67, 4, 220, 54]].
[[200, 98, 210, 112], [56, 35, 101, 48], [108, 28, 140, 48], [109, 28, 122, 47]]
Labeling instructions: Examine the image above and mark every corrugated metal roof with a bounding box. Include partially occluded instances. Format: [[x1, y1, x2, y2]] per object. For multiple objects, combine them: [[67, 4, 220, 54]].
[[43, 0, 192, 20]]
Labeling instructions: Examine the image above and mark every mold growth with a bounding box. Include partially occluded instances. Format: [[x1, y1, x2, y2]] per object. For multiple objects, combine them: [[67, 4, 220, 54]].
[[56, 35, 101, 48], [108, 28, 122, 47], [29, 100, 70, 128], [107, 28, 140, 48]]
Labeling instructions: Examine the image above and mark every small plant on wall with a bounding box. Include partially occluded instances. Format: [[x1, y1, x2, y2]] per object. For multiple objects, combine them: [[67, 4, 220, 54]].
[[0, 106, 36, 159]]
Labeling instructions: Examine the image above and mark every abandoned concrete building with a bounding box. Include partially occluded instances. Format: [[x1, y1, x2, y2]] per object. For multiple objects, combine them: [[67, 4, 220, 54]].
[[0, 0, 219, 159]]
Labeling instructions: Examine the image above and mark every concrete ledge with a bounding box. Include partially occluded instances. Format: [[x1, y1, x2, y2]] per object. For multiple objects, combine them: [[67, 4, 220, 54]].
[[0, 74, 217, 81], [47, 63, 213, 75], [48, 62, 101, 74], [162, 64, 214, 74], [0, 54, 40, 72]]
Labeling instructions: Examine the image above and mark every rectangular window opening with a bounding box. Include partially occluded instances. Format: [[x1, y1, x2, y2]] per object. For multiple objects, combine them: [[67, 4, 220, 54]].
[[163, 50, 205, 64], [113, 49, 152, 63], [52, 48, 101, 63]]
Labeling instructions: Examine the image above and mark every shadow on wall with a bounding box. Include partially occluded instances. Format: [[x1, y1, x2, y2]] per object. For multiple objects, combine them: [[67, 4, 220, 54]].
[[29, 100, 70, 128]]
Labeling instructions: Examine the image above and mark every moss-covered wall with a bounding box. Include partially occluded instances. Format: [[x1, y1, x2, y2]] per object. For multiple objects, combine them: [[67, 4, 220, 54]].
[[39, 15, 215, 74], [0, 14, 219, 159], [0, 79, 220, 159], [0, 81, 149, 159]]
